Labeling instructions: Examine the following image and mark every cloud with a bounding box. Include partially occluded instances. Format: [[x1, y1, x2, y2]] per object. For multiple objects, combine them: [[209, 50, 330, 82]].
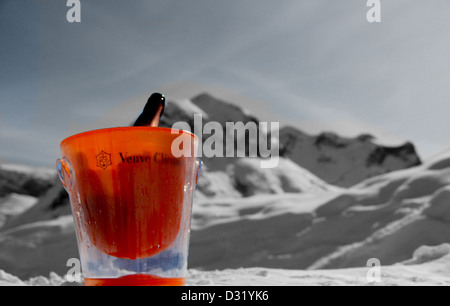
[[2, 0, 450, 165]]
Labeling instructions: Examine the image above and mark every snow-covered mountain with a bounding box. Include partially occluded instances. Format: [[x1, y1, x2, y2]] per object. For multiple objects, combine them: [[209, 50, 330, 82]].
[[0, 164, 55, 198], [161, 93, 421, 187], [1, 145, 449, 280], [0, 164, 55, 228], [188, 150, 450, 271], [0, 93, 447, 283], [279, 127, 421, 187]]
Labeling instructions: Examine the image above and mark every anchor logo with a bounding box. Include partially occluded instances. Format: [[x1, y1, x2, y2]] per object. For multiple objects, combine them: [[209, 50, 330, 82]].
[[96, 151, 112, 170]]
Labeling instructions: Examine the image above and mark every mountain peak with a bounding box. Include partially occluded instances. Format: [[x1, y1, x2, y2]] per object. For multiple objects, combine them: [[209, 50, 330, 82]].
[[162, 92, 421, 186], [191, 92, 257, 124], [279, 126, 421, 187]]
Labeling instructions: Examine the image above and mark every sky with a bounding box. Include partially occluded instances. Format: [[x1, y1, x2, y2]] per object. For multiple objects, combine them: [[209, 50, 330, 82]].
[[1, 0, 450, 166]]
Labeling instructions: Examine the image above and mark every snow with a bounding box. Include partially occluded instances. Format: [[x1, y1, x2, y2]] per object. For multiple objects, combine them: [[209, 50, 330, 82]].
[[196, 156, 338, 199], [0, 215, 78, 280], [0, 270, 25, 286], [424, 186, 450, 222], [0, 215, 74, 236], [191, 192, 337, 230], [2, 252, 450, 286], [403, 244, 450, 266], [187, 149, 450, 272], [0, 194, 37, 217], [230, 157, 338, 197], [0, 147, 449, 285], [0, 194, 38, 228], [187, 255, 450, 286], [168, 99, 209, 120], [278, 127, 421, 187], [2, 149, 450, 281], [197, 169, 242, 199], [0, 94, 449, 285], [0, 164, 56, 181], [0, 270, 65, 286]]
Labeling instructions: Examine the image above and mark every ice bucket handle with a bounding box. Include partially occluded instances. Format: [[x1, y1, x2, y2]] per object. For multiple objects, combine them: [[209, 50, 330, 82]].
[[56, 158, 74, 190]]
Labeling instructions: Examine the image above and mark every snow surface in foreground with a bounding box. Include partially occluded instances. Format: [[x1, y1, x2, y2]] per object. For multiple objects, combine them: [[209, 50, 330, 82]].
[[2, 254, 450, 286]]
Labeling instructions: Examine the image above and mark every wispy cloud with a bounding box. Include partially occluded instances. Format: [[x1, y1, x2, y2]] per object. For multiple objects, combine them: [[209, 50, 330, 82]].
[[1, 0, 450, 166]]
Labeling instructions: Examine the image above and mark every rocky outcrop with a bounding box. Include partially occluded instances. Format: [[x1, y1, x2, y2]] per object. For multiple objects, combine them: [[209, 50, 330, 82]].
[[279, 127, 421, 187], [0, 167, 54, 198]]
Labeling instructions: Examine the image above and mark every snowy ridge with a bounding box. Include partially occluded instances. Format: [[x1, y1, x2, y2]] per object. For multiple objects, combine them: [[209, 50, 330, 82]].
[[2, 250, 450, 286], [188, 150, 450, 271], [160, 93, 421, 186], [0, 93, 447, 284], [279, 127, 421, 187], [0, 194, 38, 228], [0, 164, 56, 181]]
